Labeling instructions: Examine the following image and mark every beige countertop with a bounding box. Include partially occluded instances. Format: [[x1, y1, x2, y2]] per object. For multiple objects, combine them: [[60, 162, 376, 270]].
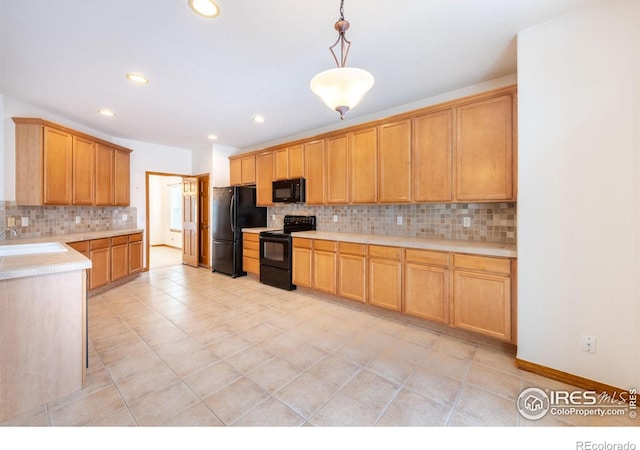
[[242, 227, 281, 234], [290, 230, 517, 258], [0, 228, 144, 280]]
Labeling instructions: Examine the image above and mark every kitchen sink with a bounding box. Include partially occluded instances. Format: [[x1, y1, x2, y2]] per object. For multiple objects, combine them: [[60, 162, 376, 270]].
[[0, 242, 68, 257]]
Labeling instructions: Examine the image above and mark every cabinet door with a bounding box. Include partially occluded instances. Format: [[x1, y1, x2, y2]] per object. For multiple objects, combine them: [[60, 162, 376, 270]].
[[368, 258, 402, 311], [241, 155, 256, 184], [72, 136, 95, 205], [313, 250, 337, 294], [95, 143, 114, 205], [326, 135, 349, 204], [413, 109, 453, 202], [292, 244, 312, 288], [43, 126, 72, 205], [114, 149, 130, 206], [129, 235, 143, 274], [256, 152, 274, 206], [378, 120, 411, 203], [230, 158, 242, 186], [455, 94, 514, 201], [288, 144, 305, 179], [405, 263, 449, 323], [304, 140, 326, 204], [89, 247, 110, 290], [349, 127, 377, 203], [274, 148, 289, 180], [453, 270, 511, 341], [111, 243, 129, 281], [338, 254, 366, 302]]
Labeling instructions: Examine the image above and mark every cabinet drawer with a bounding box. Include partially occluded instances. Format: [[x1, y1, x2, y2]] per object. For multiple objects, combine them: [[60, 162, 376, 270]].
[[90, 238, 110, 250], [243, 256, 260, 275], [243, 240, 259, 252], [128, 233, 143, 243], [244, 233, 259, 243], [314, 240, 337, 252], [368, 245, 402, 260], [405, 248, 449, 267], [111, 235, 129, 246], [454, 254, 511, 275], [339, 242, 366, 256], [68, 241, 89, 254], [293, 238, 312, 249]]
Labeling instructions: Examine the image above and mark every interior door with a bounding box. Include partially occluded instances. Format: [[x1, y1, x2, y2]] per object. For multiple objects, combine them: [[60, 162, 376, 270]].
[[182, 177, 198, 267], [198, 176, 210, 268]]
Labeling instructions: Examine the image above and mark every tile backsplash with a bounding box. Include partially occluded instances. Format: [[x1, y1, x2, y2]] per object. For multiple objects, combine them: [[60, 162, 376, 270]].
[[267, 203, 516, 244], [0, 201, 137, 239]]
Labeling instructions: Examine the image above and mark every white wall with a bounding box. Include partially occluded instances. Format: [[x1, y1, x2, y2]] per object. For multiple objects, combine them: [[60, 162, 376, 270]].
[[517, 0, 640, 389], [210, 144, 236, 187]]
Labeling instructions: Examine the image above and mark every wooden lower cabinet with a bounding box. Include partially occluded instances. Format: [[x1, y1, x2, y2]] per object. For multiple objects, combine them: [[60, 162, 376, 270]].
[[404, 248, 450, 323], [292, 238, 313, 288], [337, 243, 367, 303], [313, 240, 337, 294], [368, 245, 402, 311], [111, 236, 129, 281], [128, 233, 143, 274], [89, 238, 110, 290], [242, 233, 260, 275], [453, 254, 512, 342]]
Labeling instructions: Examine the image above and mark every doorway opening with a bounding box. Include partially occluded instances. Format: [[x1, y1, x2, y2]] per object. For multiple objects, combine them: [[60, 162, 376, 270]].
[[145, 172, 210, 270]]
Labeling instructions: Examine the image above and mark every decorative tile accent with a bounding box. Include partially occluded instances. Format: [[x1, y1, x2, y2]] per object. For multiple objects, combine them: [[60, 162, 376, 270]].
[[0, 201, 137, 239], [267, 203, 516, 244]]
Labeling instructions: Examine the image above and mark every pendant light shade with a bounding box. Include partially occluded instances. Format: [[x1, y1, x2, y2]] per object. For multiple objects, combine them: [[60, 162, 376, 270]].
[[310, 0, 374, 120], [310, 67, 374, 119]]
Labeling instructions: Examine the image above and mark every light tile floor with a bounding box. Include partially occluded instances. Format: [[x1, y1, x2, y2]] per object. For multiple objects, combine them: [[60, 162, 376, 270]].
[[1, 264, 635, 427]]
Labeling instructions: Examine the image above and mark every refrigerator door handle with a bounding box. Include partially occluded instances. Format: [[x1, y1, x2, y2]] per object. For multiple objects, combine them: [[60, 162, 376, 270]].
[[230, 193, 236, 232]]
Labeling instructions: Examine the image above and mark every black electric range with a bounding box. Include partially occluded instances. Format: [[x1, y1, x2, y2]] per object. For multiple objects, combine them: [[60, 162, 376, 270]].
[[259, 215, 316, 290]]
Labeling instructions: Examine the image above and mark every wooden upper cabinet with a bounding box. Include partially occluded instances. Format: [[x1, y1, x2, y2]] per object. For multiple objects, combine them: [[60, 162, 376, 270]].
[[13, 118, 132, 206], [43, 126, 73, 205], [94, 143, 114, 206], [230, 157, 242, 186], [114, 148, 130, 206], [72, 136, 95, 205], [241, 155, 256, 184], [256, 152, 274, 206], [304, 140, 326, 204], [274, 148, 289, 180], [378, 119, 411, 203], [288, 144, 305, 179], [349, 127, 378, 204], [413, 109, 453, 202], [455, 94, 514, 201], [326, 135, 349, 204]]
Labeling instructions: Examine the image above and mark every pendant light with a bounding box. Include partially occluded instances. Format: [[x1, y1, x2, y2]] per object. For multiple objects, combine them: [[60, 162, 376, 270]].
[[310, 0, 374, 120]]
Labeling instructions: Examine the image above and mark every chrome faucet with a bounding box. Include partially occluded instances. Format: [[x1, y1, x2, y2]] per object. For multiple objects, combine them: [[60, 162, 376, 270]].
[[0, 227, 18, 239]]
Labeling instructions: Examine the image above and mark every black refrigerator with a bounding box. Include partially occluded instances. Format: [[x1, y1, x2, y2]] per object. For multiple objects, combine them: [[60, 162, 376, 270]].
[[211, 186, 267, 277]]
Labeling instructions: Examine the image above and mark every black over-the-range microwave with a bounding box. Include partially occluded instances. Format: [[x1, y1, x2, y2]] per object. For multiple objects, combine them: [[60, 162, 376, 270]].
[[272, 178, 305, 203]]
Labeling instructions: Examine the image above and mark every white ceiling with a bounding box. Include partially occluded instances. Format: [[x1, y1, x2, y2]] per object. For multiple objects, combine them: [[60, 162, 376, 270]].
[[0, 0, 603, 153]]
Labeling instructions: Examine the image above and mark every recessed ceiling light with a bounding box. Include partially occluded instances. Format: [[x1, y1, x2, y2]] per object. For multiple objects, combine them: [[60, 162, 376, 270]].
[[208, 134, 219, 141], [126, 73, 149, 84], [253, 115, 265, 124], [188, 0, 220, 18], [98, 109, 115, 117]]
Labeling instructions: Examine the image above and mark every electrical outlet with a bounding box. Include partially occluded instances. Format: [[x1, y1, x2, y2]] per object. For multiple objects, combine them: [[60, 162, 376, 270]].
[[271, 214, 276, 221], [582, 335, 597, 354], [333, 215, 338, 223], [75, 216, 81, 224], [397, 216, 403, 226], [122, 214, 128, 221], [463, 217, 471, 228], [21, 217, 29, 227], [7, 217, 15, 227]]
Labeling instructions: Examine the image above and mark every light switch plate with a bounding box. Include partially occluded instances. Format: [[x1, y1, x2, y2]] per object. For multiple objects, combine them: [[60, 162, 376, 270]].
[[21, 217, 29, 227], [7, 217, 15, 227], [122, 214, 128, 221]]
